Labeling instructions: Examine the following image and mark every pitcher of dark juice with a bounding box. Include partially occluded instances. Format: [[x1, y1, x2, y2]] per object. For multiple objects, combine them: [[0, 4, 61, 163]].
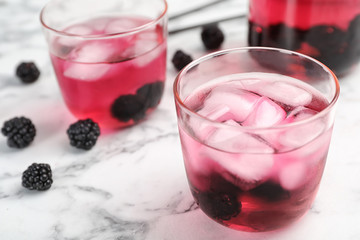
[[248, 0, 360, 77]]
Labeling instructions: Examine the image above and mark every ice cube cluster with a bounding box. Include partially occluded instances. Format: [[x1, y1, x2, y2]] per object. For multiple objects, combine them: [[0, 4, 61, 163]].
[[183, 76, 329, 191], [54, 17, 162, 81]]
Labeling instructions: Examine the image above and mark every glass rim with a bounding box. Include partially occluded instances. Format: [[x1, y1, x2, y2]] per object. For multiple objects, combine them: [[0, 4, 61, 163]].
[[40, 0, 168, 39], [173, 47, 340, 131]]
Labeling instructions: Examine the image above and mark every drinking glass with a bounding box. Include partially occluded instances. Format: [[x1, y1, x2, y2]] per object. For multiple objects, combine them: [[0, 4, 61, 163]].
[[41, 0, 168, 129], [248, 0, 360, 77], [174, 47, 339, 232]]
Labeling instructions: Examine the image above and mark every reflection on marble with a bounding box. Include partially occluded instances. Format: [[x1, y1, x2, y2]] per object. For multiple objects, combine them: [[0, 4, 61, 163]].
[[0, 0, 360, 239]]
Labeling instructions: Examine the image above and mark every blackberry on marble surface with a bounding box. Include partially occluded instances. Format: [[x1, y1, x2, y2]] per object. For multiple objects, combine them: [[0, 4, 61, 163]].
[[16, 62, 40, 83], [22, 163, 53, 191], [67, 119, 100, 150], [171, 50, 193, 71], [1, 116, 36, 148], [201, 24, 225, 50]]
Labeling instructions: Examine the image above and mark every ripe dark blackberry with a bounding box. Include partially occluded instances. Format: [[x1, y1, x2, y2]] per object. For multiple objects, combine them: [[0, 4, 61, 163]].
[[250, 181, 290, 202], [22, 163, 53, 191], [349, 15, 360, 41], [1, 116, 36, 148], [197, 191, 241, 221], [136, 81, 164, 108], [191, 174, 242, 221], [171, 50, 193, 71], [16, 62, 40, 83], [67, 119, 100, 150], [305, 25, 346, 51], [111, 94, 148, 122], [201, 24, 225, 50]]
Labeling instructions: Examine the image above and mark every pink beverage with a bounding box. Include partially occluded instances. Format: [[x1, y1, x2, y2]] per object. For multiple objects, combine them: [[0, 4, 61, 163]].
[[178, 73, 332, 232], [49, 16, 167, 129]]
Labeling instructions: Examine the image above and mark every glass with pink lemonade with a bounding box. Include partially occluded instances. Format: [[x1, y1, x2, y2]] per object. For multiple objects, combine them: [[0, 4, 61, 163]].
[[41, 0, 167, 129], [174, 47, 339, 232]]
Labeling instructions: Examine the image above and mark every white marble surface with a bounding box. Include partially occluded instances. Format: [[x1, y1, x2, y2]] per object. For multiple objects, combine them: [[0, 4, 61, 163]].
[[0, 0, 360, 239]]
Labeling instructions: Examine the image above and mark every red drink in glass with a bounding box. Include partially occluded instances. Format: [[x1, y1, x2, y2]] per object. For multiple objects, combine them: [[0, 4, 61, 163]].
[[248, 0, 360, 76], [179, 74, 331, 231], [50, 17, 166, 128], [174, 48, 339, 232], [41, 0, 168, 129]]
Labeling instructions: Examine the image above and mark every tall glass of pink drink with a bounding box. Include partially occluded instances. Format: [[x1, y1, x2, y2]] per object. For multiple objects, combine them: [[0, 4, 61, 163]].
[[40, 0, 167, 129], [174, 47, 339, 232]]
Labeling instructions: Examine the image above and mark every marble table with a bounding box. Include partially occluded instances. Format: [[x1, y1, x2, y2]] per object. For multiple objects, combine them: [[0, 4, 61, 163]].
[[1, 0, 360, 239]]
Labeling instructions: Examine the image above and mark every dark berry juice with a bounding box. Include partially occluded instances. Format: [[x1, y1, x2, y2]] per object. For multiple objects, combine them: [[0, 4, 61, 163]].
[[248, 0, 360, 76], [178, 74, 332, 231], [50, 16, 167, 128]]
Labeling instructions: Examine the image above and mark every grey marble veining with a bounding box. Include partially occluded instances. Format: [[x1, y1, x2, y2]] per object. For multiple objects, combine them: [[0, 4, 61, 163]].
[[1, 0, 360, 239]]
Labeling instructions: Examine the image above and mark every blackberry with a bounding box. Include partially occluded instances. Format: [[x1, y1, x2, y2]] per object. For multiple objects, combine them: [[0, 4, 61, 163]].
[[191, 174, 242, 220], [248, 22, 304, 51], [250, 181, 290, 202], [16, 62, 40, 83], [305, 25, 346, 51], [197, 191, 241, 221], [111, 94, 148, 122], [201, 24, 225, 50], [267, 24, 304, 50], [136, 81, 164, 108], [349, 15, 360, 41], [171, 50, 193, 71], [1, 116, 36, 148], [22, 163, 53, 191], [67, 119, 100, 150]]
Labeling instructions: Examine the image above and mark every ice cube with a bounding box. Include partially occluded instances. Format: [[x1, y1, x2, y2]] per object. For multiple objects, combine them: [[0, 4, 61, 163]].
[[56, 25, 93, 47], [204, 87, 260, 122], [242, 97, 286, 127], [287, 106, 318, 121], [69, 42, 115, 62], [132, 30, 162, 67], [222, 153, 274, 190], [104, 18, 141, 34], [279, 162, 307, 190], [273, 81, 312, 106], [207, 127, 275, 153], [228, 154, 274, 181], [279, 107, 325, 148], [222, 171, 262, 191], [197, 104, 232, 122], [133, 41, 163, 67], [63, 42, 115, 81], [190, 105, 231, 142], [201, 145, 274, 191], [136, 31, 159, 53], [64, 62, 111, 81], [245, 81, 312, 107]]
